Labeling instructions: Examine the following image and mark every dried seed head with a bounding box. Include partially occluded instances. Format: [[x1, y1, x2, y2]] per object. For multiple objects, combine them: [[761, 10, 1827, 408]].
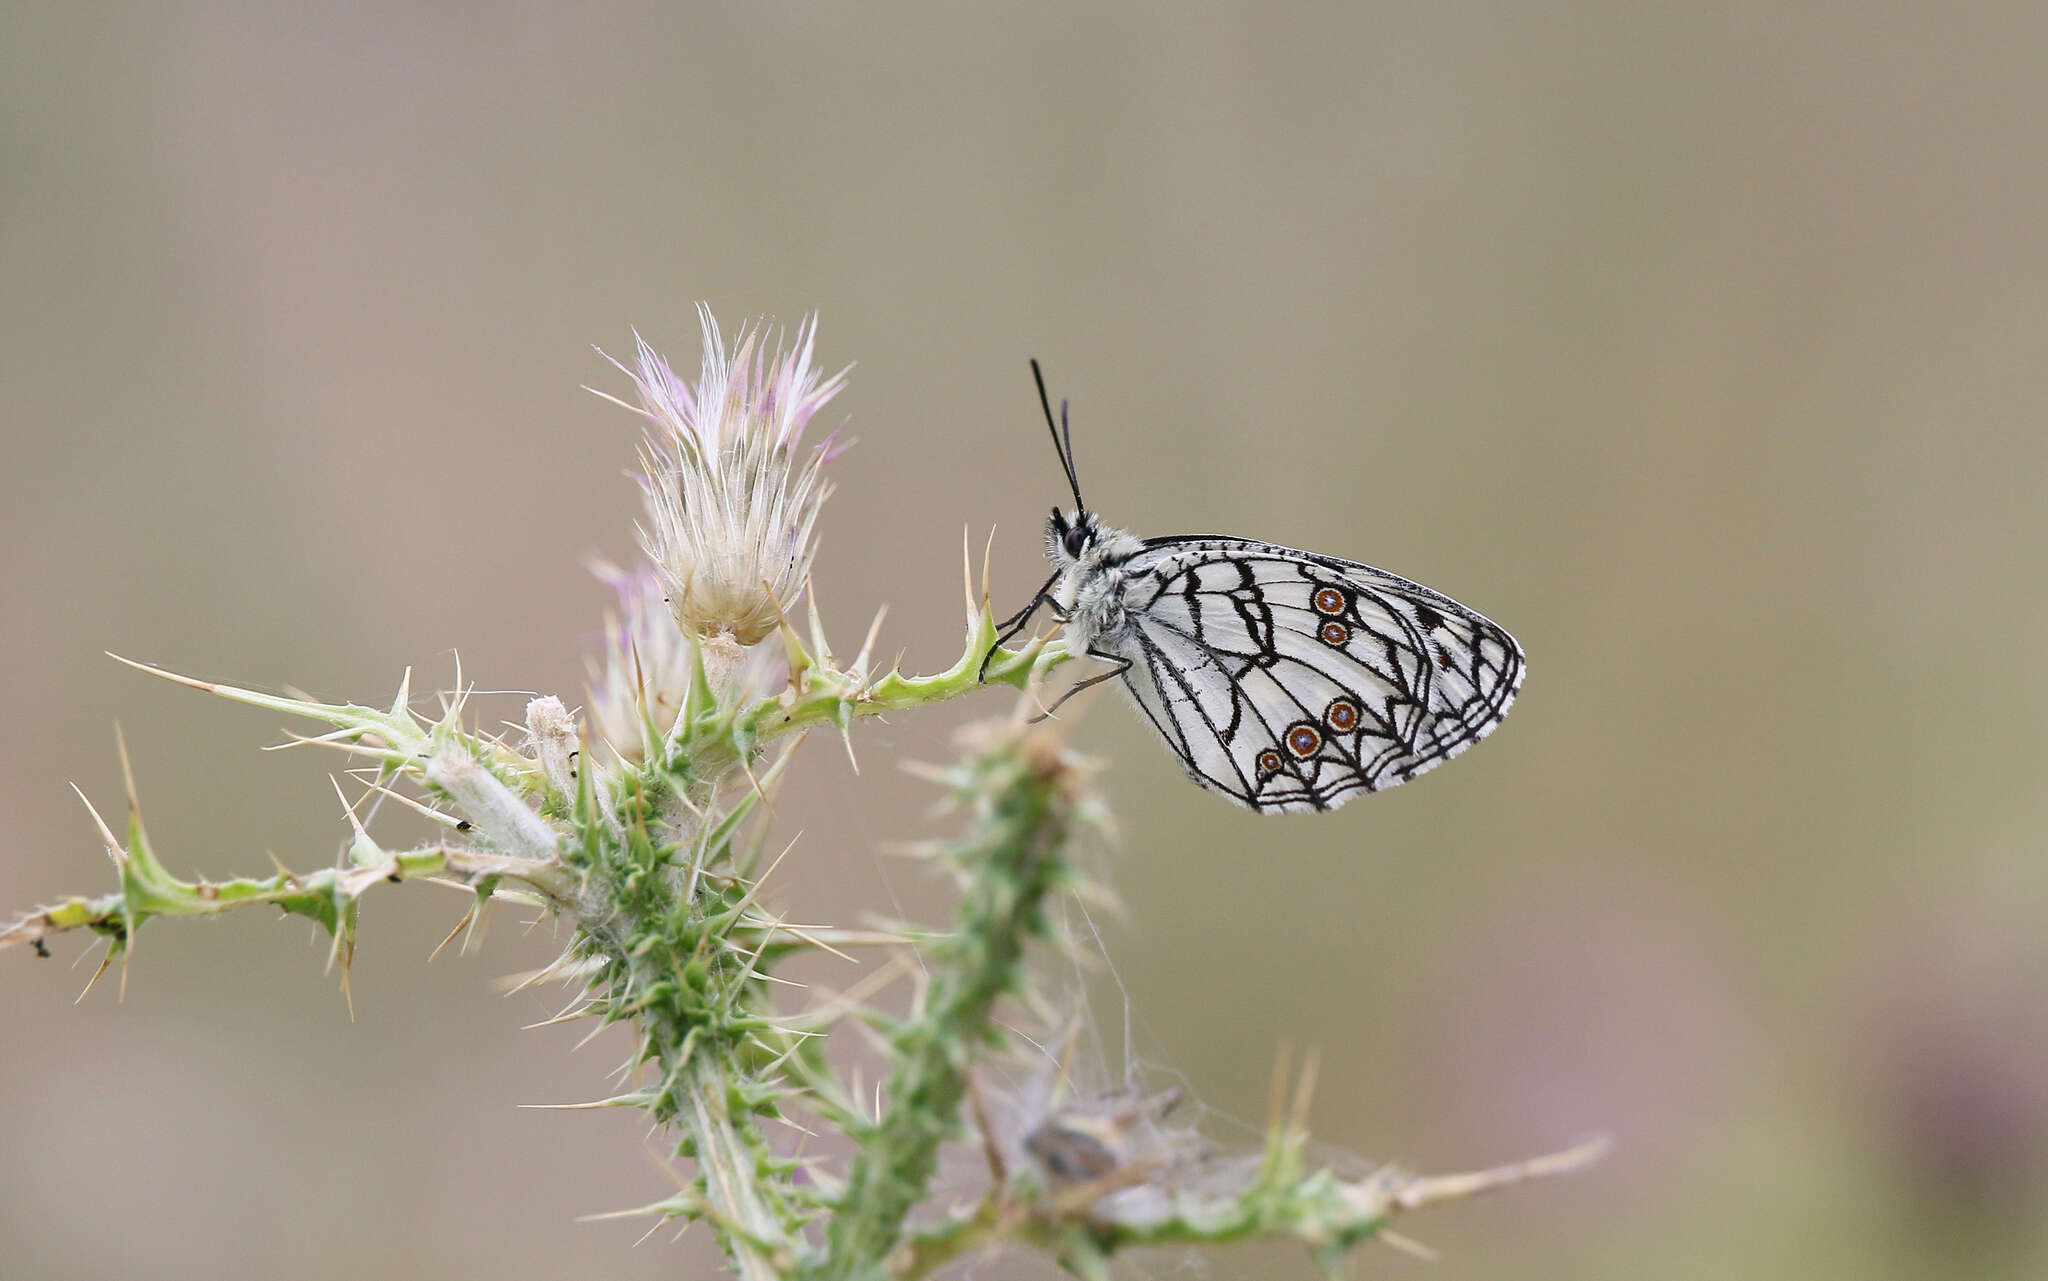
[[1024, 1086, 1186, 1185]]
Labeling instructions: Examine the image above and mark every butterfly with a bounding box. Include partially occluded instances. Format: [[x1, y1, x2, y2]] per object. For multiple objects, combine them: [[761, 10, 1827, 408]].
[[985, 362, 1526, 814]]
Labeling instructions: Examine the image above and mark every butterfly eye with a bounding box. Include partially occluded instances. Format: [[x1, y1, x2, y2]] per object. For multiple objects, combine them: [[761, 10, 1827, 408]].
[[1063, 524, 1089, 557]]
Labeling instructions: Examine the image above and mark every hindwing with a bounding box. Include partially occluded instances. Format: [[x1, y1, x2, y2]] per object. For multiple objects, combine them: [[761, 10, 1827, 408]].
[[1108, 537, 1524, 813]]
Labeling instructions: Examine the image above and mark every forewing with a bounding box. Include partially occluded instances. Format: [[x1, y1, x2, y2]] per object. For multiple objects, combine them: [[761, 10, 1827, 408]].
[[1115, 537, 1525, 813]]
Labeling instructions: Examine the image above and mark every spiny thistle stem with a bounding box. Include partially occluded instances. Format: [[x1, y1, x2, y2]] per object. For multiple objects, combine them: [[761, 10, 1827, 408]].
[[570, 772, 809, 1278], [887, 1115, 1610, 1279], [688, 1055, 792, 1281], [811, 719, 1083, 1281]]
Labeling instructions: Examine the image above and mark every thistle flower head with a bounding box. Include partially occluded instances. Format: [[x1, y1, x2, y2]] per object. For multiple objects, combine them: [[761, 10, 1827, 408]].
[[605, 305, 849, 646], [583, 560, 794, 768]]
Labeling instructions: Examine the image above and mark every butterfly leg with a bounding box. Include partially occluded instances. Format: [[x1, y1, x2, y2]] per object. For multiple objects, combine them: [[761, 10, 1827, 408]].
[[978, 568, 1063, 682], [1028, 647, 1131, 723]]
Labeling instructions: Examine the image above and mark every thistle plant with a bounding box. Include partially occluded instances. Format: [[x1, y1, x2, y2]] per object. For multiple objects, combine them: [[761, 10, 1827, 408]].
[[2, 309, 1602, 1279]]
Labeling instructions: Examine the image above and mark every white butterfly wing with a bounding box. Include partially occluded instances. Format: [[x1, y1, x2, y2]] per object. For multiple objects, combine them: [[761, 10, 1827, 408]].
[[1109, 537, 1525, 813]]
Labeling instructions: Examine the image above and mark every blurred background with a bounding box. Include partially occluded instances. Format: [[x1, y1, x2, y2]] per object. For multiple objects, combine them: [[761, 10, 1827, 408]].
[[4, 3, 2046, 1278]]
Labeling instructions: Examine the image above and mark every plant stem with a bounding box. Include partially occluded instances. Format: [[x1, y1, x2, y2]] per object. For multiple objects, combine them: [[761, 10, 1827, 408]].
[[809, 723, 1077, 1281], [688, 1055, 789, 1281]]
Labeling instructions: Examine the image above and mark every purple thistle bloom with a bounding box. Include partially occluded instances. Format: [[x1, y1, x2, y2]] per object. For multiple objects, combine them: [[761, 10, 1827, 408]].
[[597, 306, 849, 646]]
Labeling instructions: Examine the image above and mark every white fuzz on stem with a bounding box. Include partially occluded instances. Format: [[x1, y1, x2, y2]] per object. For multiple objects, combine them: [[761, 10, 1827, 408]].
[[426, 748, 560, 863], [525, 695, 580, 802]]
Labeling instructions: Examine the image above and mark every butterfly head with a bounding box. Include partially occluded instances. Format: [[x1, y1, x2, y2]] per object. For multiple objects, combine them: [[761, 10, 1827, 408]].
[[1045, 506, 1102, 566]]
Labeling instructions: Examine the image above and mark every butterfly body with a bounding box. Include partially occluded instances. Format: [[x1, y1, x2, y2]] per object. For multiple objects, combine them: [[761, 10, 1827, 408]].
[[1045, 509, 1145, 655], [996, 364, 1525, 815]]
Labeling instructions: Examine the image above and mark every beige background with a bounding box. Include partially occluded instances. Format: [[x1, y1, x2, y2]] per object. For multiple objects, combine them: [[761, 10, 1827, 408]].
[[5, 4, 2046, 1278]]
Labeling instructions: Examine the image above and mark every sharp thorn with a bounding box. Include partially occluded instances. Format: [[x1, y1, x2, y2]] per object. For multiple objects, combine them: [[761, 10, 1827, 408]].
[[1377, 1229, 1441, 1263], [113, 724, 142, 821], [960, 524, 976, 617], [853, 604, 887, 675], [70, 783, 124, 864], [981, 525, 998, 610], [76, 944, 115, 1004], [1289, 1046, 1322, 1137], [428, 908, 474, 963]]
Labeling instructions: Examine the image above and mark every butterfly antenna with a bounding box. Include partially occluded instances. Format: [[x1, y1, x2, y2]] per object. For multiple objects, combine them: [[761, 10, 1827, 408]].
[[1030, 358, 1085, 513], [1060, 397, 1080, 507]]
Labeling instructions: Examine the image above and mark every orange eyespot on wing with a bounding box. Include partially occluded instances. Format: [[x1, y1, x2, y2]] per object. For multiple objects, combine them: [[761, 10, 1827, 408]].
[[1256, 749, 1284, 775], [1312, 586, 1346, 616], [1318, 620, 1349, 647], [1285, 723, 1322, 758], [1325, 699, 1359, 732]]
